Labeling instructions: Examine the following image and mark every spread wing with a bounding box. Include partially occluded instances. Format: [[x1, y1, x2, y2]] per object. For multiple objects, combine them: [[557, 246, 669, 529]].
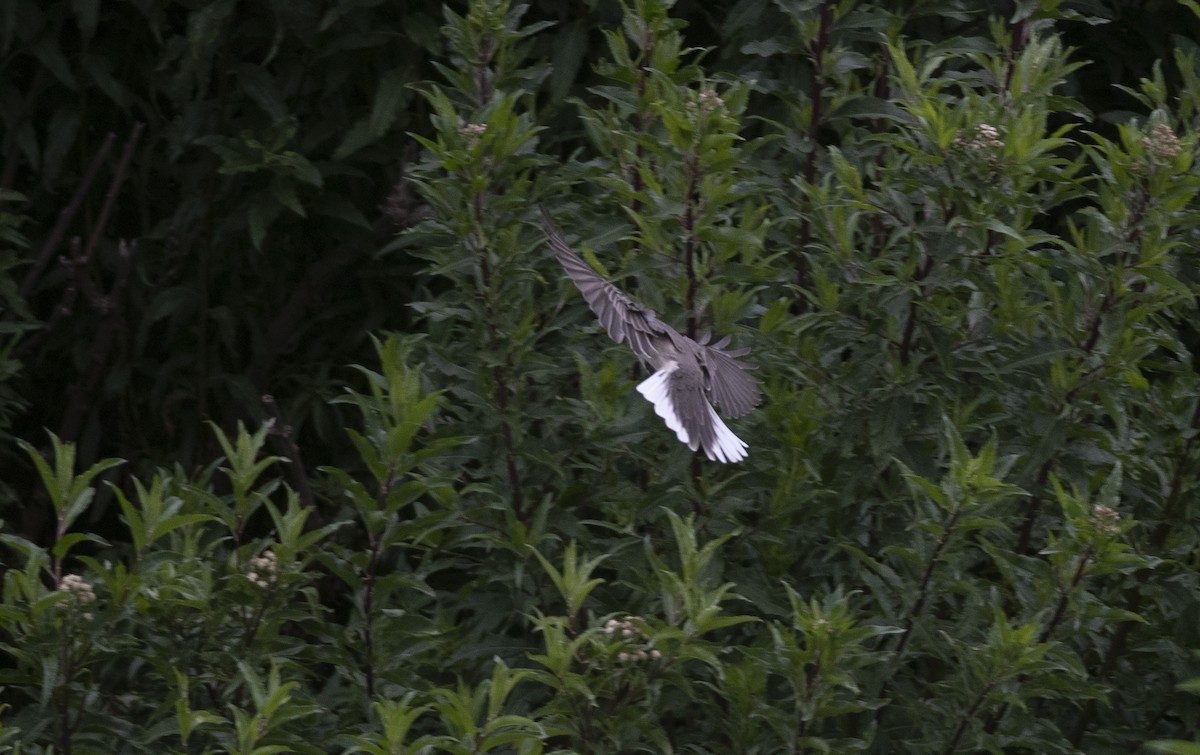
[[541, 208, 762, 443], [697, 332, 762, 418], [540, 209, 672, 366]]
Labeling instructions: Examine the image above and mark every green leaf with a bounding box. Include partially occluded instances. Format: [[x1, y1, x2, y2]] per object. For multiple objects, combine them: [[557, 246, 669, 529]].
[[1147, 742, 1200, 755], [333, 118, 375, 161], [17, 433, 123, 529], [529, 541, 608, 620], [271, 175, 305, 217], [248, 192, 281, 250], [549, 20, 587, 101], [71, 0, 100, 38], [239, 65, 289, 121], [51, 532, 109, 560], [369, 67, 414, 140]]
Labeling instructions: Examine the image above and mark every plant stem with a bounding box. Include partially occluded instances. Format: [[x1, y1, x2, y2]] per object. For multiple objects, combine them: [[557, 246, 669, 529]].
[[894, 505, 961, 656], [898, 251, 936, 366], [795, 0, 834, 305], [1015, 460, 1053, 555], [941, 681, 996, 755], [17, 132, 116, 300]]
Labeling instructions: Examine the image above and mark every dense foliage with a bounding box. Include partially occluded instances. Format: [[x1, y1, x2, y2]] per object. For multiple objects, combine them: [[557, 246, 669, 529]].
[[2, 0, 1200, 752]]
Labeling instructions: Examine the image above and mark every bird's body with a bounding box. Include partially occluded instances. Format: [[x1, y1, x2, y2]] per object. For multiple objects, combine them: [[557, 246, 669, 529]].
[[541, 211, 760, 463]]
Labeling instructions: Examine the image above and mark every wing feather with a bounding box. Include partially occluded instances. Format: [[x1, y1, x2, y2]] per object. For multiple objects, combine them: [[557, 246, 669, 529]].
[[542, 208, 759, 462], [540, 210, 669, 366], [699, 337, 762, 418]]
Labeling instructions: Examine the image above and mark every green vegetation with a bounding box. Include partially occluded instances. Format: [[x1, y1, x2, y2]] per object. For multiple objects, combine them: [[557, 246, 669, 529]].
[[2, 0, 1199, 752]]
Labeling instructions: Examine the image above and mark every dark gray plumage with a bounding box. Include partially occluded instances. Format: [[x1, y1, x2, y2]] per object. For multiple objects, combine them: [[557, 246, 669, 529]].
[[541, 211, 761, 463]]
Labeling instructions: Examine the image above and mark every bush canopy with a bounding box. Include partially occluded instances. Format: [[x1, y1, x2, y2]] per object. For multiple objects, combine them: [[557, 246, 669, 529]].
[[2, 0, 1200, 752]]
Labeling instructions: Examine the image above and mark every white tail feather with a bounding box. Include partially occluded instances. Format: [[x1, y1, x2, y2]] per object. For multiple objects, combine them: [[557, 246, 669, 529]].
[[704, 404, 748, 463], [636, 365, 691, 446], [636, 364, 749, 463]]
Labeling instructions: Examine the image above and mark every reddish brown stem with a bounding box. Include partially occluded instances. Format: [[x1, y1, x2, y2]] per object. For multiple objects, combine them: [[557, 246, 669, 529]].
[[942, 682, 997, 755], [898, 252, 936, 366], [81, 123, 144, 265], [59, 240, 138, 442], [261, 395, 315, 511], [894, 505, 960, 657], [1015, 460, 1053, 555], [18, 133, 116, 299], [794, 1, 834, 303]]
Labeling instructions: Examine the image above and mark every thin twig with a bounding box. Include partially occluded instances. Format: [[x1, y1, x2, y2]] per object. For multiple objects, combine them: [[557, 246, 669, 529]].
[[1069, 399, 1200, 744], [941, 682, 996, 755], [683, 154, 700, 341], [1015, 460, 1053, 555], [629, 22, 654, 216], [898, 251, 936, 366], [893, 505, 960, 657], [361, 529, 383, 698], [81, 123, 145, 264], [261, 395, 315, 511], [794, 0, 834, 306], [472, 197, 525, 521], [59, 240, 138, 441], [1040, 544, 1094, 645], [985, 543, 1095, 734], [69, 236, 105, 310], [17, 133, 116, 299]]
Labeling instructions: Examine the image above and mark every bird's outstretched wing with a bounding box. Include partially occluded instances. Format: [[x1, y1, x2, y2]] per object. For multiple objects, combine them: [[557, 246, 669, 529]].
[[696, 332, 762, 418], [539, 209, 671, 366], [540, 208, 759, 464]]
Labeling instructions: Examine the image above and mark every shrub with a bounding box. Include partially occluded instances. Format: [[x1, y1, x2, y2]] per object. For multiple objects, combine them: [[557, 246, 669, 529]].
[[2, 0, 1200, 752]]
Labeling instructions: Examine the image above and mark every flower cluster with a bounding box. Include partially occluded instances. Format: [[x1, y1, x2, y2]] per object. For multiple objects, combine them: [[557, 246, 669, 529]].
[[687, 87, 727, 119], [58, 574, 96, 619], [1142, 123, 1181, 165], [954, 123, 1004, 164], [603, 615, 662, 663], [247, 550, 278, 588], [604, 615, 645, 639], [617, 647, 662, 663], [459, 122, 488, 147], [1090, 504, 1122, 537]]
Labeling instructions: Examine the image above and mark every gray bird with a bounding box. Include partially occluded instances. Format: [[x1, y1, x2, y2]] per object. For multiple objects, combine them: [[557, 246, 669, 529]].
[[541, 211, 761, 463]]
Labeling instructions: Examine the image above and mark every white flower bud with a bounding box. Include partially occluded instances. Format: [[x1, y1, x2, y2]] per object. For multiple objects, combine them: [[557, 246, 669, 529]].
[[1143, 124, 1181, 164]]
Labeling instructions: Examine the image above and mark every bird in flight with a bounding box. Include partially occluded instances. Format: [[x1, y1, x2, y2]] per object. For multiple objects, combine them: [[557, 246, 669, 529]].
[[540, 210, 761, 463]]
